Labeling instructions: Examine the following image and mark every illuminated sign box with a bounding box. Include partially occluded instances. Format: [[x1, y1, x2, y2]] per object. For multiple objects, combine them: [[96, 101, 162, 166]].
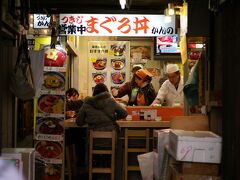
[[33, 14, 51, 29], [155, 34, 180, 55], [59, 14, 176, 36]]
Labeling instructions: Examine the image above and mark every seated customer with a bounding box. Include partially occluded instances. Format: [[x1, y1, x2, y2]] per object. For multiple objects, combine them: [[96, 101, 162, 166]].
[[76, 83, 128, 131], [65, 88, 83, 118]]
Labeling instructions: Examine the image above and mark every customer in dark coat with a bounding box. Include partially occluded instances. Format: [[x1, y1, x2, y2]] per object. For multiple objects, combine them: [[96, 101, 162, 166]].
[[76, 83, 128, 131], [65, 88, 83, 118]]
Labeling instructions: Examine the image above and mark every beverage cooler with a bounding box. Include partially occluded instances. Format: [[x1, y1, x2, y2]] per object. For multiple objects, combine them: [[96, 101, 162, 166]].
[[1, 148, 35, 180]]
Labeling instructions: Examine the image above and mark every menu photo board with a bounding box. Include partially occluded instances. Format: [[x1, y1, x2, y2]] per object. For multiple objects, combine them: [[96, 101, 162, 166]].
[[88, 41, 130, 95], [34, 44, 67, 180]]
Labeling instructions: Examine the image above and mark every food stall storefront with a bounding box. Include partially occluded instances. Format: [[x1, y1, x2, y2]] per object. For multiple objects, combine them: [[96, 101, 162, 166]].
[[31, 12, 188, 180]]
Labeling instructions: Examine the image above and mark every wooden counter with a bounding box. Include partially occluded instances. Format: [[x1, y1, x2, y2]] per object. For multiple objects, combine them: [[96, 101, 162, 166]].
[[116, 120, 170, 128], [64, 118, 170, 129], [64, 118, 81, 129]]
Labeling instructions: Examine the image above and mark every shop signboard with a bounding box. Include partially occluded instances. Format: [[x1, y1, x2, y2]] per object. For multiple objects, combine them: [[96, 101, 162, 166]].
[[34, 44, 67, 180], [33, 14, 51, 29], [59, 14, 176, 36]]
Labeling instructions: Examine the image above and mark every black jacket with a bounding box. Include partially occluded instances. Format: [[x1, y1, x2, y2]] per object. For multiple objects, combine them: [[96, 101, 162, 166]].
[[76, 92, 128, 131]]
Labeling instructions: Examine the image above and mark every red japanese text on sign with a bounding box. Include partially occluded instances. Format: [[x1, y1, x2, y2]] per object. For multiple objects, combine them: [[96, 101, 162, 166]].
[[59, 14, 175, 36]]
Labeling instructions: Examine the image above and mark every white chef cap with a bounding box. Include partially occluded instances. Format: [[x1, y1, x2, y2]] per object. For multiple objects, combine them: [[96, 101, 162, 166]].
[[166, 64, 179, 74]]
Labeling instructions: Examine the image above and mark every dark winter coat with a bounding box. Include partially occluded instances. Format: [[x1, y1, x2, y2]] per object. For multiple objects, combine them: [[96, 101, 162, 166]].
[[66, 99, 83, 112], [76, 92, 128, 131], [114, 81, 156, 106]]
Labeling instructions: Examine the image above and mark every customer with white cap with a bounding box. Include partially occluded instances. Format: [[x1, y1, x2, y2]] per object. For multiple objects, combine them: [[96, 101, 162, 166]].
[[151, 64, 184, 106]]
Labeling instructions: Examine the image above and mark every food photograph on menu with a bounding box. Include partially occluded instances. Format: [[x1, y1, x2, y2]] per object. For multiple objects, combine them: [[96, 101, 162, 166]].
[[36, 117, 64, 135], [38, 95, 64, 114], [92, 72, 107, 84], [35, 163, 62, 180], [92, 58, 107, 70], [44, 46, 67, 67], [43, 72, 65, 91], [111, 43, 126, 56], [111, 72, 126, 84], [111, 58, 125, 70], [35, 141, 63, 159]]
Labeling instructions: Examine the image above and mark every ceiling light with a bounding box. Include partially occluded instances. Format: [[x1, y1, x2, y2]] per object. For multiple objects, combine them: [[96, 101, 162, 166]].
[[168, 3, 175, 15], [119, 0, 126, 9], [168, 8, 175, 16]]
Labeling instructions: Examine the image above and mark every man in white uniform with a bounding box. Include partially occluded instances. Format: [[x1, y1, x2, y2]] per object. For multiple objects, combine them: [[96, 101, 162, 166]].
[[151, 64, 183, 106]]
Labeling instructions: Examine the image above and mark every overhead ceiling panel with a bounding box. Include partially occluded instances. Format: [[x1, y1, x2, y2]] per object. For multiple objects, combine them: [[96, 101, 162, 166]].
[[29, 0, 171, 14]]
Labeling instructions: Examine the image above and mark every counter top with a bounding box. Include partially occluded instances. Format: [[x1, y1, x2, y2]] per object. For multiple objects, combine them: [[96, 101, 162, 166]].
[[116, 120, 170, 128], [64, 118, 79, 128], [64, 118, 170, 129]]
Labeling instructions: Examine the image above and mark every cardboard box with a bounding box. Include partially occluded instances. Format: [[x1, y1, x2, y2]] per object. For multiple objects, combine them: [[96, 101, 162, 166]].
[[181, 162, 219, 176], [170, 164, 220, 180], [169, 130, 222, 163]]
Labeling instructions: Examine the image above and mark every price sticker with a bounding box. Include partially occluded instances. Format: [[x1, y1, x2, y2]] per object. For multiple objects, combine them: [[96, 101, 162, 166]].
[[90, 57, 97, 62]]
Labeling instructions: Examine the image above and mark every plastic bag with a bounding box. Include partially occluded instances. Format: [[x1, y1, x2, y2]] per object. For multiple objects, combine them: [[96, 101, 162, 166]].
[[10, 37, 35, 100], [137, 151, 154, 180]]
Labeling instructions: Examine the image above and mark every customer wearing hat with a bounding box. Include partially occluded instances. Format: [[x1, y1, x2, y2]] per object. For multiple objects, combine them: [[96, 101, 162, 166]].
[[151, 64, 183, 106], [128, 69, 156, 106]]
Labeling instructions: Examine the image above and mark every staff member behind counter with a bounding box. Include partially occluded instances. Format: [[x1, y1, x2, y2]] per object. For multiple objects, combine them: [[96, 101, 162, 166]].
[[112, 68, 156, 106], [151, 64, 183, 107], [111, 65, 142, 105]]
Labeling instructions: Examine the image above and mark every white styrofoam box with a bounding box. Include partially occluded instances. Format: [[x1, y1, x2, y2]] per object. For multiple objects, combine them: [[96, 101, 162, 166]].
[[140, 109, 157, 120], [0, 157, 24, 180], [2, 148, 35, 180], [153, 129, 170, 180], [169, 130, 222, 163]]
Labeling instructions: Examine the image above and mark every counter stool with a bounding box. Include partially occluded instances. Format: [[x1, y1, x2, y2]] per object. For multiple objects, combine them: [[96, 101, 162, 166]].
[[124, 129, 150, 180], [88, 130, 116, 180]]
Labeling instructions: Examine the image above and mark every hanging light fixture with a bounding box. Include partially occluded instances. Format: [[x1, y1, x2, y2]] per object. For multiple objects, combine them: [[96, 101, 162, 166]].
[[168, 3, 175, 15], [164, 3, 184, 16], [119, 0, 126, 9]]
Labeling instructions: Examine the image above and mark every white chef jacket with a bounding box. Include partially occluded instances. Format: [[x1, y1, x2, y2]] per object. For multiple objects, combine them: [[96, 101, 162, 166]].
[[156, 77, 184, 106]]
